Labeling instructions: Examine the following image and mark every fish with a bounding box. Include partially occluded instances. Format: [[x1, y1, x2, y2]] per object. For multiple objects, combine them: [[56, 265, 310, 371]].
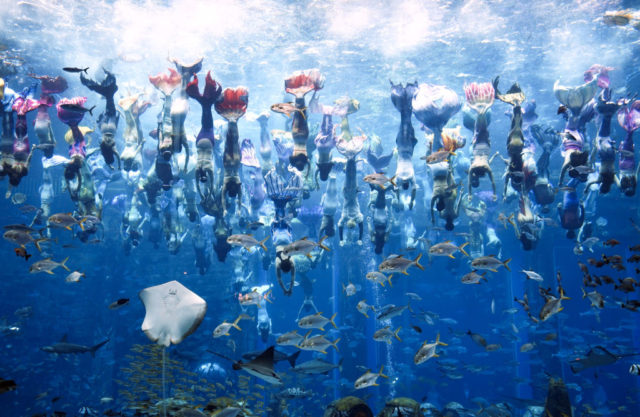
[[363, 173, 396, 189], [376, 303, 411, 321], [3, 229, 47, 250], [292, 358, 342, 375], [582, 288, 604, 309], [281, 236, 330, 258], [557, 105, 568, 115], [276, 387, 313, 399], [429, 241, 469, 258], [630, 364, 640, 375], [467, 330, 487, 347], [65, 271, 85, 283], [41, 335, 109, 356], [230, 346, 283, 385], [47, 213, 86, 231], [241, 349, 300, 368], [276, 330, 305, 347], [405, 292, 422, 301], [298, 333, 340, 354], [373, 326, 402, 344], [10, 192, 26, 205], [0, 378, 17, 394], [356, 300, 375, 318], [62, 66, 89, 73], [411, 325, 422, 333], [270, 102, 306, 119], [226, 234, 269, 252], [422, 150, 455, 164], [213, 314, 252, 338], [615, 277, 638, 293], [539, 289, 570, 321], [471, 255, 511, 272], [238, 289, 273, 307], [570, 346, 640, 373], [354, 366, 388, 389], [603, 238, 620, 247], [413, 334, 448, 364], [109, 298, 130, 309], [522, 270, 544, 282], [59, 103, 95, 116], [366, 271, 392, 287], [298, 312, 337, 331], [485, 344, 501, 351], [14, 247, 31, 261], [29, 257, 70, 274], [378, 253, 425, 276], [342, 282, 358, 296], [461, 270, 487, 284]]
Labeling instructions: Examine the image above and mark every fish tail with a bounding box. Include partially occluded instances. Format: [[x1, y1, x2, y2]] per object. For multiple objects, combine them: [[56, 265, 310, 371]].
[[287, 350, 301, 368], [297, 107, 307, 120], [387, 275, 393, 287], [264, 289, 274, 304], [413, 253, 425, 271], [232, 316, 243, 331], [259, 236, 269, 252], [459, 241, 470, 257], [394, 327, 402, 342], [436, 333, 448, 346], [503, 258, 512, 271], [379, 365, 388, 379], [78, 217, 86, 231], [60, 256, 71, 272], [25, 253, 31, 261], [331, 338, 340, 352], [507, 213, 516, 228], [560, 288, 571, 300], [362, 311, 369, 318], [35, 237, 48, 252], [581, 287, 587, 298], [389, 175, 397, 188], [318, 235, 331, 252], [330, 312, 338, 329], [90, 339, 109, 357]]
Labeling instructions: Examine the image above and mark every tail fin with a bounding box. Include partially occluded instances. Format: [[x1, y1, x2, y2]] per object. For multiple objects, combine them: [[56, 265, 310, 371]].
[[503, 258, 512, 271], [287, 350, 301, 368], [379, 365, 389, 379], [389, 175, 397, 188], [436, 333, 448, 346], [459, 242, 469, 257], [413, 253, 425, 271], [507, 214, 516, 229], [338, 358, 344, 372], [581, 288, 587, 299], [560, 288, 571, 300], [259, 236, 269, 252], [330, 312, 337, 329], [232, 315, 243, 331], [35, 237, 48, 252], [331, 338, 340, 352], [60, 256, 71, 272], [388, 275, 393, 287], [394, 327, 402, 342], [264, 289, 274, 304], [78, 217, 86, 231], [90, 339, 109, 357], [318, 235, 331, 252]]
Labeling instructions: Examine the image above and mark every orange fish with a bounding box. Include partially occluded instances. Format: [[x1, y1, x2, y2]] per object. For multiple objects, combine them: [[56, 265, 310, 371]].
[[14, 247, 31, 261]]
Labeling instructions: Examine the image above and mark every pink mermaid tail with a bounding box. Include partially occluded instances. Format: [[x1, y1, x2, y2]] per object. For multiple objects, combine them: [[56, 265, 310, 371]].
[[464, 82, 495, 114], [618, 99, 640, 132], [149, 68, 181, 96], [56, 97, 88, 127]]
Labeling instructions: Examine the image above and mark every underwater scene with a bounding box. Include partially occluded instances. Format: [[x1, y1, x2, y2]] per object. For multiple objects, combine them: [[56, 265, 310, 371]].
[[2, 0, 640, 416]]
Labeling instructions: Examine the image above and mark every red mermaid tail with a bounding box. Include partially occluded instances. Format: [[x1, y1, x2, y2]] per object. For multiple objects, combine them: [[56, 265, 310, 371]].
[[214, 87, 249, 122], [285, 69, 325, 99], [186, 71, 222, 106]]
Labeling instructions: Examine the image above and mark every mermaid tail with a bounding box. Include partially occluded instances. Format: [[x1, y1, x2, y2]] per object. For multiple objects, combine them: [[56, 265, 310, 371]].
[[390, 81, 418, 115], [464, 81, 495, 114], [80, 70, 118, 116], [241, 138, 260, 169], [149, 68, 181, 96], [494, 79, 525, 107], [215, 87, 249, 122], [412, 83, 461, 131], [30, 74, 68, 95], [336, 132, 367, 160], [584, 64, 613, 89], [618, 99, 640, 133], [171, 56, 203, 79], [57, 97, 88, 127], [285, 68, 325, 99], [366, 148, 395, 172], [187, 71, 222, 142], [12, 96, 40, 116], [553, 79, 597, 117]]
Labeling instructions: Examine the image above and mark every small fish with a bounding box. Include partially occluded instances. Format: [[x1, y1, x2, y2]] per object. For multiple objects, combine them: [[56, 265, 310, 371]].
[[10, 192, 26, 205], [429, 241, 469, 258], [48, 213, 86, 231], [471, 255, 511, 272], [354, 366, 388, 389], [108, 298, 130, 310], [522, 270, 544, 282], [629, 364, 640, 375], [282, 236, 330, 258], [366, 271, 393, 287], [363, 173, 396, 189], [520, 342, 536, 353], [356, 300, 375, 318], [539, 289, 570, 321], [14, 247, 31, 261], [214, 314, 251, 338], [461, 270, 487, 284], [467, 330, 487, 347], [227, 234, 269, 252], [582, 288, 604, 309], [62, 66, 89, 73], [405, 292, 422, 301], [422, 150, 455, 164], [557, 105, 567, 115], [18, 204, 39, 213], [378, 253, 425, 276], [485, 344, 501, 352], [29, 257, 70, 274], [414, 334, 447, 364], [298, 312, 337, 331], [0, 377, 17, 394], [411, 325, 422, 334], [270, 102, 306, 119], [65, 271, 85, 283], [276, 330, 305, 347], [603, 238, 620, 247], [342, 282, 357, 296], [59, 103, 95, 116]]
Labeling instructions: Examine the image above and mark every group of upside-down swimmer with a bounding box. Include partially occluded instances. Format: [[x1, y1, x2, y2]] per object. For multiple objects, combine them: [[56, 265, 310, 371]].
[[1, 61, 639, 312]]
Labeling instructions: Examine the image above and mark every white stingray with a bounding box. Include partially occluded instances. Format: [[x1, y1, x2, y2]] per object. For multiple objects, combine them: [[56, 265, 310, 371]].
[[139, 280, 207, 347]]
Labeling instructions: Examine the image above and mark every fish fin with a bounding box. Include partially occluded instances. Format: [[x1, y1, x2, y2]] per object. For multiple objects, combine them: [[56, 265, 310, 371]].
[[402, 270, 409, 276], [394, 327, 402, 342], [489, 268, 498, 273], [459, 241, 469, 257], [318, 235, 331, 252], [379, 365, 388, 378], [389, 175, 396, 187], [387, 275, 393, 287], [306, 253, 313, 259], [330, 312, 338, 329], [60, 256, 71, 272], [503, 258, 512, 271], [78, 217, 86, 231], [414, 253, 425, 270], [45, 270, 55, 275], [65, 225, 72, 231], [287, 350, 301, 368], [332, 338, 340, 352], [363, 312, 369, 318], [320, 350, 327, 355], [259, 236, 269, 252], [448, 254, 455, 259]]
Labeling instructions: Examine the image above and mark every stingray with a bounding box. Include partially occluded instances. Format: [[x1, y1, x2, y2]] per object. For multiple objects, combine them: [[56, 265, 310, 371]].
[[209, 346, 283, 385], [139, 280, 207, 347], [569, 346, 640, 373]]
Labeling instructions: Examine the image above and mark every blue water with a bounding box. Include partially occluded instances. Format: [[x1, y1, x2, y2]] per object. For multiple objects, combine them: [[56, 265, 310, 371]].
[[1, 1, 640, 417]]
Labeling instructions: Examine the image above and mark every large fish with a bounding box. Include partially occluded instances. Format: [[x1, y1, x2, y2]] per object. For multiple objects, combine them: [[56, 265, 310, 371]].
[[41, 335, 109, 357]]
